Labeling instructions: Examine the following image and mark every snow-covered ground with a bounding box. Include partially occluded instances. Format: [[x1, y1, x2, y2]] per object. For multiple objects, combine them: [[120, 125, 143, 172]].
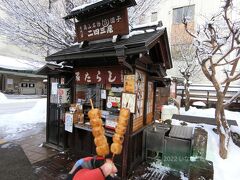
[[175, 107, 240, 180], [0, 92, 46, 141], [180, 106, 240, 122], [1, 91, 240, 180]]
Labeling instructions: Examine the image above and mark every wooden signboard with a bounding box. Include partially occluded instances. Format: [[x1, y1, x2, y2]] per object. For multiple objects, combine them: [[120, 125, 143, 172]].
[[75, 8, 129, 42], [75, 66, 124, 84], [133, 69, 146, 132]]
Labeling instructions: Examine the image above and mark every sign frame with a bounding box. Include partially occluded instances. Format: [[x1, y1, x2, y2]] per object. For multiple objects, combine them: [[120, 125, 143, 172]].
[[121, 92, 137, 113], [75, 8, 129, 42]]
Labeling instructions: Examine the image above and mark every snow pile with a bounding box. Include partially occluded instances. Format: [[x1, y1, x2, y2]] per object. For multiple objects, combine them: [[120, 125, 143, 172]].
[[0, 92, 8, 102], [192, 101, 206, 107], [171, 107, 240, 180], [0, 98, 46, 126], [180, 171, 188, 180], [180, 106, 240, 123], [0, 98, 46, 140], [205, 124, 240, 180], [230, 125, 240, 134], [141, 160, 171, 179], [149, 160, 171, 174], [71, 0, 103, 12]]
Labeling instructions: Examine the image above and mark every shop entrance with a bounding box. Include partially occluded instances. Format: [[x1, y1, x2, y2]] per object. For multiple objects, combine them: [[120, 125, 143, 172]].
[[47, 74, 73, 148]]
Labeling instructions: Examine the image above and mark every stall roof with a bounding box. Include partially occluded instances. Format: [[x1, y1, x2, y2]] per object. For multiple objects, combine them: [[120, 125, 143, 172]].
[[46, 28, 172, 69], [36, 63, 73, 75], [0, 69, 46, 78], [64, 0, 137, 20]]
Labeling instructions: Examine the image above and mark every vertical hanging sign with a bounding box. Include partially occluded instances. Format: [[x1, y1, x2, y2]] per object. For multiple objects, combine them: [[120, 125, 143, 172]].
[[58, 88, 71, 104]]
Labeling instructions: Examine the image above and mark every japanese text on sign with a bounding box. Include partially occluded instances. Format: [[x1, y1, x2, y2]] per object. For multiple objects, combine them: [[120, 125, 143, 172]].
[[75, 8, 129, 42], [78, 15, 122, 38], [75, 67, 123, 84], [58, 88, 71, 104]]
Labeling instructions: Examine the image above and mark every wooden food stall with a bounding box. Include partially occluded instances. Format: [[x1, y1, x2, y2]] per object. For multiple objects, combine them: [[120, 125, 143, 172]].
[[41, 0, 173, 179]]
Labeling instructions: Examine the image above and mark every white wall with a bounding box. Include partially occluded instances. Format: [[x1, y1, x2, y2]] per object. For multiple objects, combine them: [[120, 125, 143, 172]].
[[141, 0, 222, 36]]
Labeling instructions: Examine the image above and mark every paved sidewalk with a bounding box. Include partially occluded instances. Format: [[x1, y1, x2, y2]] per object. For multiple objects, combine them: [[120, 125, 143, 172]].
[[0, 142, 38, 180], [13, 127, 57, 164]]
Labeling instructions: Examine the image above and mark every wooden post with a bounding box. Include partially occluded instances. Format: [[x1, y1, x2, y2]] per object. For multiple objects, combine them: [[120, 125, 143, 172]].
[[207, 91, 209, 108], [121, 114, 132, 179], [181, 89, 184, 107], [46, 75, 51, 143], [143, 74, 148, 126]]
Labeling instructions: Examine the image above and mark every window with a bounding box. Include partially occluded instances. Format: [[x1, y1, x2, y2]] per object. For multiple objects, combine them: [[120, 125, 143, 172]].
[[21, 83, 28, 87], [151, 12, 158, 22], [173, 5, 195, 24], [29, 83, 35, 88]]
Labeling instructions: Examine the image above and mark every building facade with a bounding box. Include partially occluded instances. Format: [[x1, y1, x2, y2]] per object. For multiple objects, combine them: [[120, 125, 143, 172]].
[[0, 56, 46, 95], [139, 0, 240, 84]]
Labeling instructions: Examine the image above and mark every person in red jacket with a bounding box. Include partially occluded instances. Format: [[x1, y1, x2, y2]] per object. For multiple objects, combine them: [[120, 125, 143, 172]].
[[67, 156, 117, 180]]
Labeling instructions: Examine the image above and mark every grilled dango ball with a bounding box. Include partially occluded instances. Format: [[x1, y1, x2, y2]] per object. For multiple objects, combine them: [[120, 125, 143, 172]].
[[115, 125, 127, 136], [90, 118, 103, 127], [92, 126, 105, 137], [118, 116, 128, 127], [94, 135, 108, 146], [88, 108, 101, 119], [110, 143, 122, 155], [119, 108, 130, 119], [96, 144, 109, 157], [112, 134, 124, 144]]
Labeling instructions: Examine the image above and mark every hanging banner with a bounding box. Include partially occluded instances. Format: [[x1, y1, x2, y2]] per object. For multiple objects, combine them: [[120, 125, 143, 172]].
[[75, 67, 123, 84]]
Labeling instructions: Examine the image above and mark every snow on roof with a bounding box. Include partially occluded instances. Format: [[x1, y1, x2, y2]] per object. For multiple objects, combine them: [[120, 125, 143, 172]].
[[0, 55, 45, 71], [132, 21, 160, 29], [125, 21, 165, 39], [71, 0, 103, 12]]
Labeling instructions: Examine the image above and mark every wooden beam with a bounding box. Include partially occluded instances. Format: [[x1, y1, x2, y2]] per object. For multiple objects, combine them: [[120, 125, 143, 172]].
[[158, 38, 167, 68], [118, 56, 133, 72], [138, 53, 153, 64]]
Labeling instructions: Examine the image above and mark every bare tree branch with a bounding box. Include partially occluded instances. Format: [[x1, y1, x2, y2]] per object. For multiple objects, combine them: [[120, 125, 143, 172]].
[[224, 90, 240, 107], [184, 0, 240, 159], [0, 0, 76, 56]]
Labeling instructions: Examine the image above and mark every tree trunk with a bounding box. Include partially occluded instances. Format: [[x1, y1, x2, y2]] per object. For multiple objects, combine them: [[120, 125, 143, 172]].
[[184, 80, 190, 111], [215, 91, 230, 159]]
